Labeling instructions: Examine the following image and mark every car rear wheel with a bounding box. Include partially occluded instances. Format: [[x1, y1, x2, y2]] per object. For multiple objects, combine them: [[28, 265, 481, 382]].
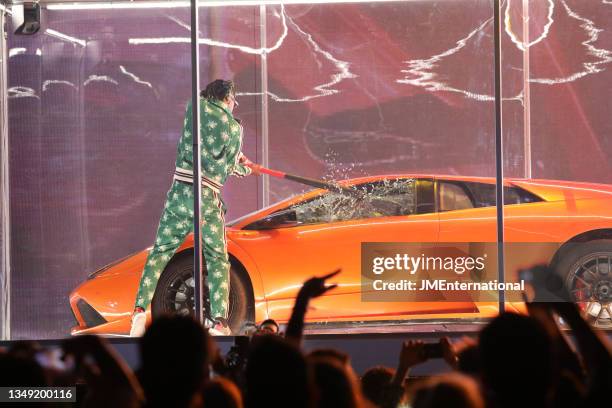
[[150, 254, 249, 333], [557, 240, 612, 328]]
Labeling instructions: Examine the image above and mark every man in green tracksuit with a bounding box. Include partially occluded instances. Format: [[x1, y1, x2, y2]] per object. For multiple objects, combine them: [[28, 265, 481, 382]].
[[130, 79, 256, 336]]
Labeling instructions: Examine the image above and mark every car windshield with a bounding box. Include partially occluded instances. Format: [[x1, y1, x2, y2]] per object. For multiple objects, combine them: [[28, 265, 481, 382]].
[[291, 178, 416, 224]]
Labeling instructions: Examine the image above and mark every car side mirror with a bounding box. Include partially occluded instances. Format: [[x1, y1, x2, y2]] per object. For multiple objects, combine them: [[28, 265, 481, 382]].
[[244, 210, 300, 230]]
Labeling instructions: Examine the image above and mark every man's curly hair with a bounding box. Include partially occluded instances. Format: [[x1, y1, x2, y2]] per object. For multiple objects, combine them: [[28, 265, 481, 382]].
[[200, 79, 236, 101]]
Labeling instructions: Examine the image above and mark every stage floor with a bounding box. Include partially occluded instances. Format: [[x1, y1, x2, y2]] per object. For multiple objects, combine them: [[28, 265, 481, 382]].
[[303, 319, 489, 335]]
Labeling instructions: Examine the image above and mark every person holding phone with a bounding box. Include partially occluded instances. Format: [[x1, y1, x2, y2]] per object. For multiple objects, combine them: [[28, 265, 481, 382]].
[[130, 79, 258, 337]]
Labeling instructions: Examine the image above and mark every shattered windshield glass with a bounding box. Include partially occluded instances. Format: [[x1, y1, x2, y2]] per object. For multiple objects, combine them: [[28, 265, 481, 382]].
[[291, 178, 416, 224]]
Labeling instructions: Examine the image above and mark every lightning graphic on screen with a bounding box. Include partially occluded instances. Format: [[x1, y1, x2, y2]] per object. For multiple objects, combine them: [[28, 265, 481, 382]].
[[530, 0, 612, 84], [131, 5, 288, 55], [119, 66, 154, 89], [161, 6, 355, 103], [397, 0, 612, 100], [396, 18, 502, 102], [265, 11, 357, 103], [8, 87, 39, 99], [504, 0, 554, 51], [83, 75, 119, 86], [42, 80, 78, 92]]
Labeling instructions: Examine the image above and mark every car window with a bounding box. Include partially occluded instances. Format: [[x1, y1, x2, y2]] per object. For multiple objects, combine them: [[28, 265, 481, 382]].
[[463, 181, 542, 207], [439, 180, 543, 211], [292, 178, 417, 225], [439, 182, 474, 212]]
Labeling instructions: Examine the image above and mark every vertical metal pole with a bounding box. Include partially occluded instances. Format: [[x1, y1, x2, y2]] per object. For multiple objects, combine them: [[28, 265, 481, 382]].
[[494, 0, 506, 312], [191, 0, 203, 323], [0, 8, 11, 340], [521, 0, 532, 179], [259, 4, 270, 208]]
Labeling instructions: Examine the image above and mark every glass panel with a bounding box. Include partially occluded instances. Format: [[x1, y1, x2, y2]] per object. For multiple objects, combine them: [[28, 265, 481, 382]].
[[259, 1, 498, 324], [205, 5, 261, 219], [6, 0, 500, 338], [0, 10, 6, 338], [267, 1, 498, 199], [502, 0, 612, 321], [6, 2, 265, 339]]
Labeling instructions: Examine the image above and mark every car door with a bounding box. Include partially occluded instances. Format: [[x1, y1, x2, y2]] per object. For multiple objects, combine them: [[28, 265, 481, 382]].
[[236, 177, 455, 322], [436, 178, 551, 309], [435, 178, 497, 301]]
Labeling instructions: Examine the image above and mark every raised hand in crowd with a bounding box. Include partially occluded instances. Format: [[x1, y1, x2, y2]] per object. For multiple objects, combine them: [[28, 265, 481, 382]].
[[365, 340, 427, 408], [440, 336, 480, 375], [394, 340, 427, 385], [285, 269, 341, 345], [299, 268, 341, 299], [61, 335, 144, 408], [522, 264, 611, 408]]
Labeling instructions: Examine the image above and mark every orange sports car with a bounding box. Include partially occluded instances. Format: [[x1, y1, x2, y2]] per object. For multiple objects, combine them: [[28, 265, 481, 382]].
[[69, 175, 612, 335]]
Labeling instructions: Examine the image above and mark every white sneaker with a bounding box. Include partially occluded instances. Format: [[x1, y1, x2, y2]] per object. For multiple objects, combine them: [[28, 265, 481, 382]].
[[129, 311, 147, 337], [208, 320, 232, 336], [204, 318, 215, 329]]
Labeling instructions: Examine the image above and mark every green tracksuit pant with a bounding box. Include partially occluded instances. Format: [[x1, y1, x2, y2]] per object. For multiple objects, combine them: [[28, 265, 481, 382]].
[[134, 180, 229, 320]]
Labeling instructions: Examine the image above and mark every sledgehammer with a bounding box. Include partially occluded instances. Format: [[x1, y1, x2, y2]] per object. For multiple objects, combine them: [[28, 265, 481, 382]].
[[246, 163, 360, 196]]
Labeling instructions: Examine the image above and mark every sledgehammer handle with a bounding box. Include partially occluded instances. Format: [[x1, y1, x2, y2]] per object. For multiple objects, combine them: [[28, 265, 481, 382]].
[[248, 163, 357, 195]]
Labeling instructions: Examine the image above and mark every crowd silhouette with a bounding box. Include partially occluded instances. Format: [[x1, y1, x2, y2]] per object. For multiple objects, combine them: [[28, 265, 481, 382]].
[[0, 266, 610, 408]]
